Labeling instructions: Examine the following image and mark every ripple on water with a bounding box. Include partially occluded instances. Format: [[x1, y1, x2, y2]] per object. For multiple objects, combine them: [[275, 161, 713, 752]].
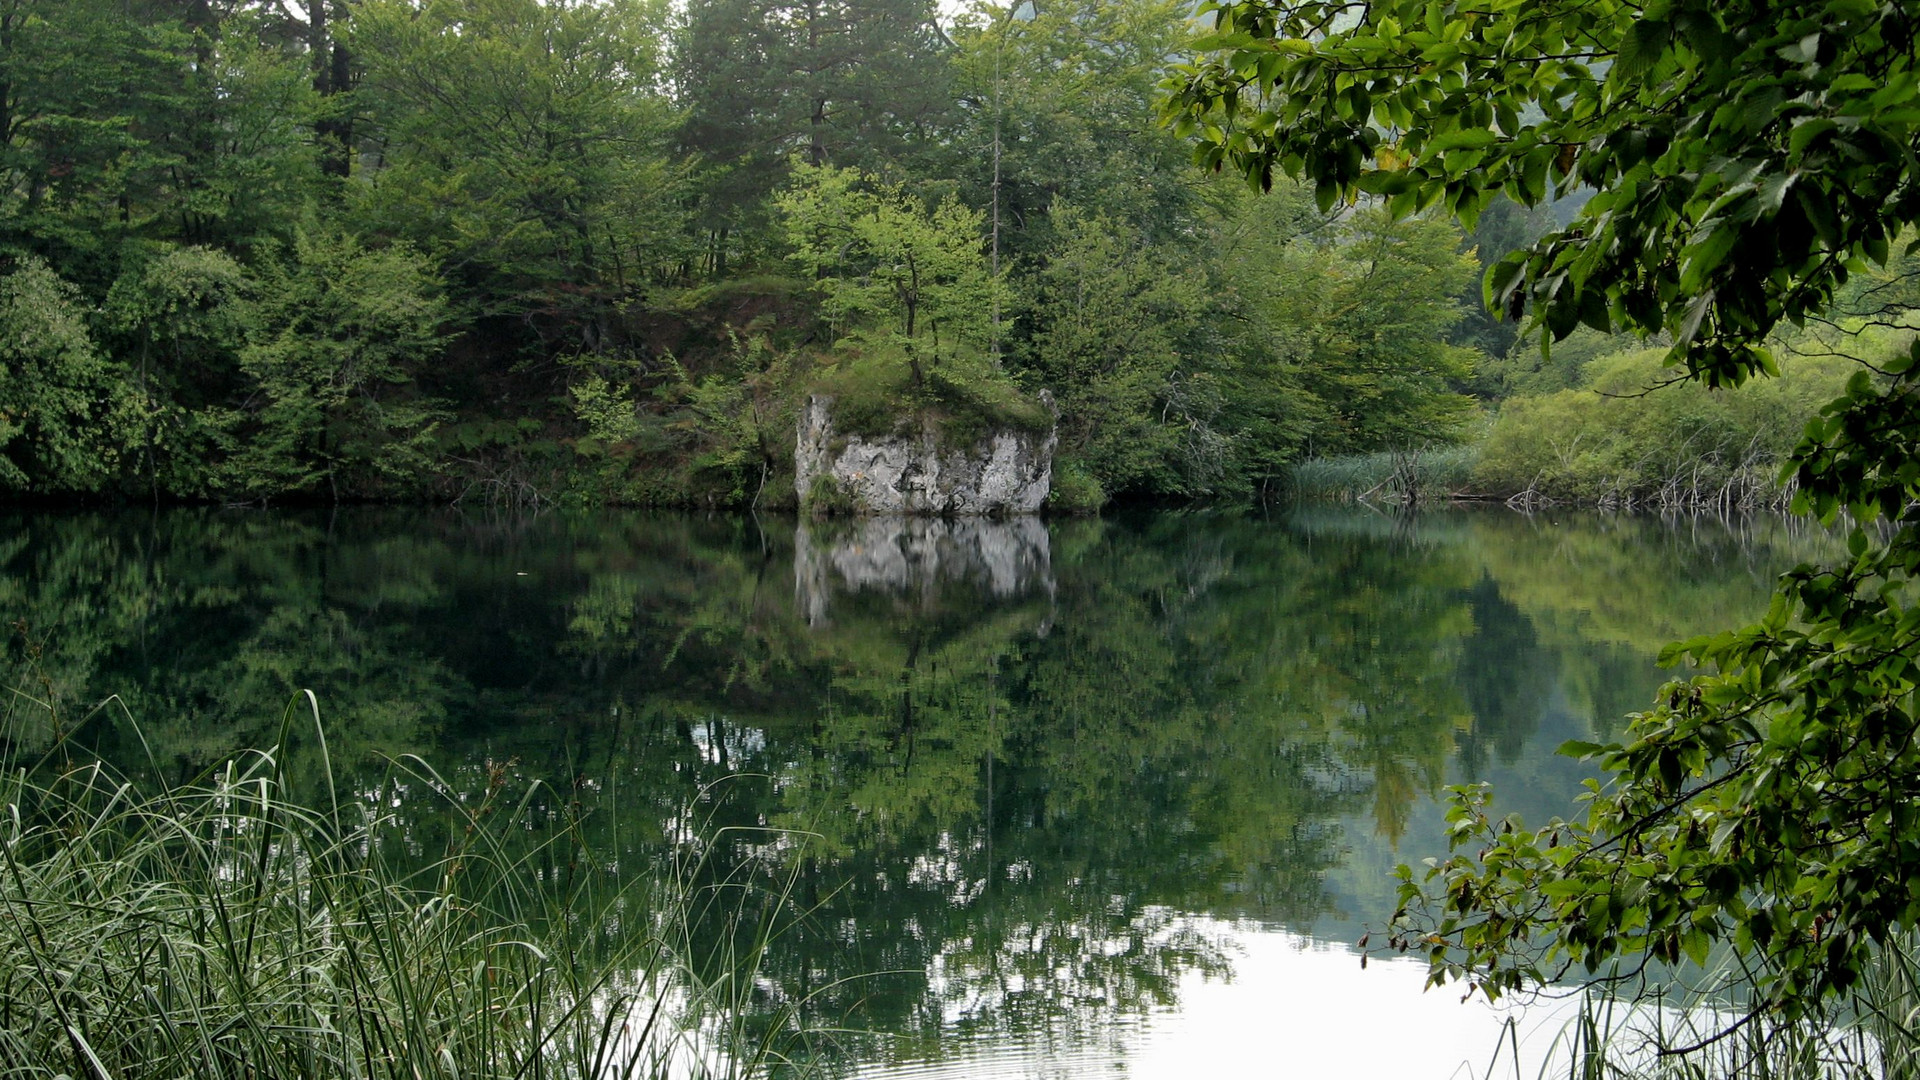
[[845, 920, 1615, 1080]]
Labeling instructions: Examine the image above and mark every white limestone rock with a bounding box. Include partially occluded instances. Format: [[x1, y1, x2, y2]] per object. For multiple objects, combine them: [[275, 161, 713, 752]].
[[795, 393, 1056, 516]]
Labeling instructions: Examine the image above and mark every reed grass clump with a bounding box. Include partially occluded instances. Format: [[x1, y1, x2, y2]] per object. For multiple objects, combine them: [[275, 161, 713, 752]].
[[1288, 445, 1482, 504], [1486, 940, 1920, 1080], [0, 697, 810, 1080]]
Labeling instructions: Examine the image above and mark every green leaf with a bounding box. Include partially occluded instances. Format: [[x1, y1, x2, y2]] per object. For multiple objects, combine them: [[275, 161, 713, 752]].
[[1788, 117, 1836, 159], [1680, 227, 1738, 293], [1612, 19, 1671, 84], [1485, 252, 1527, 311], [1429, 128, 1497, 153], [1355, 170, 1418, 196], [1862, 231, 1889, 267], [1682, 929, 1710, 968]]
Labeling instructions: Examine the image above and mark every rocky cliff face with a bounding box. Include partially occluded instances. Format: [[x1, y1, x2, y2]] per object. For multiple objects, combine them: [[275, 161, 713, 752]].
[[795, 394, 1056, 515]]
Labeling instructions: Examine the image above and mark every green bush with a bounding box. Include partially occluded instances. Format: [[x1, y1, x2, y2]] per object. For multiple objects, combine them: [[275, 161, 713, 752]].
[[810, 334, 1052, 448], [1473, 343, 1867, 508], [803, 473, 856, 517], [1046, 457, 1107, 514]]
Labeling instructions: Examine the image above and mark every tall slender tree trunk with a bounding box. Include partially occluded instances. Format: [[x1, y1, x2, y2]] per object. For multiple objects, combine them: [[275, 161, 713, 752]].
[[183, 0, 217, 241], [310, 0, 353, 179], [0, 6, 15, 152], [805, 0, 826, 165]]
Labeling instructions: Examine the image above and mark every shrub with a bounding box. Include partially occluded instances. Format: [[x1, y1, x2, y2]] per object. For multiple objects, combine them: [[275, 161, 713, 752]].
[[803, 473, 856, 517], [1473, 344, 1864, 509], [809, 334, 1052, 448], [1046, 458, 1107, 514]]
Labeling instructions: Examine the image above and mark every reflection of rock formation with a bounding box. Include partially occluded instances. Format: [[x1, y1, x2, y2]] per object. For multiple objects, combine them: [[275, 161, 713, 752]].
[[795, 516, 1053, 626]]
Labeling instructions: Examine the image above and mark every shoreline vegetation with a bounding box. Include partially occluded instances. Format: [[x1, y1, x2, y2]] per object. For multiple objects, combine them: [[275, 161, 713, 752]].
[[1524, 930, 1920, 1080], [1290, 316, 1919, 513], [0, 0, 1489, 517], [8, 289, 1907, 516], [0, 695, 825, 1080], [1289, 332, 1913, 513], [1486, 945, 1920, 1080]]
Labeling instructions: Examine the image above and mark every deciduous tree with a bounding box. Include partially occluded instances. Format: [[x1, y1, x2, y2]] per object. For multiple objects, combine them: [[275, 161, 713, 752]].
[[778, 161, 998, 369], [351, 0, 689, 350], [230, 231, 446, 499], [0, 257, 132, 492], [676, 0, 954, 273]]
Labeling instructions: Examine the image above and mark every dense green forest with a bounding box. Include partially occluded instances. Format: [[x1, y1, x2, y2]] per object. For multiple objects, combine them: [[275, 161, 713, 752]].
[[1, 0, 1906, 511], [0, 0, 1534, 509]]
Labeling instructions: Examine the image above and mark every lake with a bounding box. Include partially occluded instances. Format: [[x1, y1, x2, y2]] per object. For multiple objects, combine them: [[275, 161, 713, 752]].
[[0, 506, 1835, 1078]]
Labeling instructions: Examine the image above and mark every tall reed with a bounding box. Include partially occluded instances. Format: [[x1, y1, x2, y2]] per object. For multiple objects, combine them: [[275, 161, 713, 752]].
[[1287, 446, 1483, 505], [0, 693, 818, 1079], [1481, 941, 1920, 1080]]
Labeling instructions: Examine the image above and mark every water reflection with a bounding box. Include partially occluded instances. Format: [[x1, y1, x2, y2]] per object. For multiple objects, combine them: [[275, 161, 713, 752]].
[[0, 507, 1838, 1077], [795, 516, 1054, 627]]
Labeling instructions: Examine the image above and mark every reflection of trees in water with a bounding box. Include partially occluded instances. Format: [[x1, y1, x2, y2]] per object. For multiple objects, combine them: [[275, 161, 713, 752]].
[[0, 511, 449, 787], [1454, 575, 1556, 775], [0, 506, 1811, 1059]]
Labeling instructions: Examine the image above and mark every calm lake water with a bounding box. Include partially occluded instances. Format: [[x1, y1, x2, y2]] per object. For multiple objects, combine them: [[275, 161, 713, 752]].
[[0, 506, 1837, 1078]]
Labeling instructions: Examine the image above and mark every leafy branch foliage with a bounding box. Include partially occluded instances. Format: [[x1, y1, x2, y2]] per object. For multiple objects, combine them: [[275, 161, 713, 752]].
[[231, 232, 448, 498], [1168, 0, 1920, 1034], [778, 161, 999, 358], [0, 257, 132, 492]]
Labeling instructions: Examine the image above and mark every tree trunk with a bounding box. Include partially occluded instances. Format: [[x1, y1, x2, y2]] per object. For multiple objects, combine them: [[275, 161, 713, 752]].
[[310, 0, 353, 179], [805, 0, 826, 165]]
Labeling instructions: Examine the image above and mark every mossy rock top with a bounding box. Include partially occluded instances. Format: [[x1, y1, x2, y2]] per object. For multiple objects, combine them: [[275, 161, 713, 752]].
[[807, 337, 1054, 449]]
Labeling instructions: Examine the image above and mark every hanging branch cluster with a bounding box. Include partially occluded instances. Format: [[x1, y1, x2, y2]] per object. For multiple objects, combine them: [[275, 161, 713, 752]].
[[1166, 0, 1920, 1034]]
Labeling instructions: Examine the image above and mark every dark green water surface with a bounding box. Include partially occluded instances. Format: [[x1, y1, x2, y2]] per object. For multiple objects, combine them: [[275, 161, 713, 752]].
[[0, 507, 1835, 1077]]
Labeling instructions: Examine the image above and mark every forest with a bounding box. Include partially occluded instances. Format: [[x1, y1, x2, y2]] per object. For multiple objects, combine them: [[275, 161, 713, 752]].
[[0, 0, 1627, 511], [8, 0, 1907, 512]]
